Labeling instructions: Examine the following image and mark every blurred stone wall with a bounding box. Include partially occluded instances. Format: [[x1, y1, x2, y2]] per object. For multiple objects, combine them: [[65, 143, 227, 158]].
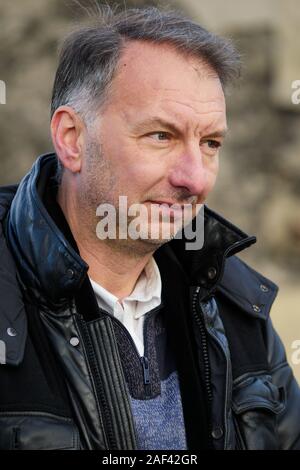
[[207, 27, 300, 281]]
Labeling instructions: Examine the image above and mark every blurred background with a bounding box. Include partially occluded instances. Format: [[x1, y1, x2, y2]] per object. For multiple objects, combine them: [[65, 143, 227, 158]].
[[0, 0, 299, 380]]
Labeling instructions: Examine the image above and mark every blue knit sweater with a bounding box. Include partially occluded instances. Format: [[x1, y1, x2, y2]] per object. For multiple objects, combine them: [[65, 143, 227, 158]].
[[111, 304, 187, 450]]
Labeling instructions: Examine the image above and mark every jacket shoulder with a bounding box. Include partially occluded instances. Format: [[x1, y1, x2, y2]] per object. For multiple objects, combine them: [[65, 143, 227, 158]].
[[216, 255, 278, 321], [0, 184, 18, 221], [0, 186, 27, 366]]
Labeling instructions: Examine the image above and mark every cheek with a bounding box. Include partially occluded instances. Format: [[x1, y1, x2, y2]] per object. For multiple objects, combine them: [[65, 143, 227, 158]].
[[102, 137, 155, 179], [117, 152, 165, 193], [207, 174, 217, 193], [119, 166, 161, 201], [204, 159, 219, 195]]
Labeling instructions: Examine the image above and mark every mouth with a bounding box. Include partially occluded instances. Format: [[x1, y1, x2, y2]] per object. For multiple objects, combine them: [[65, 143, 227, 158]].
[[145, 200, 192, 220], [146, 200, 191, 208]]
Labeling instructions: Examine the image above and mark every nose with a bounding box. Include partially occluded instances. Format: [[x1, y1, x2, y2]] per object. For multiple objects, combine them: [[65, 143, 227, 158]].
[[168, 145, 208, 196]]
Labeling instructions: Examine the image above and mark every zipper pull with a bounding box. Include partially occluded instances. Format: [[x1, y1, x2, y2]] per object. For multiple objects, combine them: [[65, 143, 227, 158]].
[[141, 356, 150, 385]]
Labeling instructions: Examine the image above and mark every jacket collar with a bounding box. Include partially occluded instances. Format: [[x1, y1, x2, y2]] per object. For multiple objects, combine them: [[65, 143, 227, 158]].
[[6, 153, 89, 309], [0, 153, 277, 365]]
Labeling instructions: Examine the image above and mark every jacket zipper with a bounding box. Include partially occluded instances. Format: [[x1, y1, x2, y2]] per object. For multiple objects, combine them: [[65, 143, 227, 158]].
[[204, 309, 232, 449], [140, 356, 151, 397], [103, 309, 153, 397], [191, 286, 213, 447], [98, 305, 162, 397], [76, 312, 118, 450]]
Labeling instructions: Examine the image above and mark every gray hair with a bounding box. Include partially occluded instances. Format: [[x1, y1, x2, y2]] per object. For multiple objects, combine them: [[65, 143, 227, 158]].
[[51, 4, 240, 181]]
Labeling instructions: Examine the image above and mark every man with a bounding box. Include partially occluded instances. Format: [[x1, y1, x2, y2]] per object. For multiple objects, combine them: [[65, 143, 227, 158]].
[[0, 6, 299, 451]]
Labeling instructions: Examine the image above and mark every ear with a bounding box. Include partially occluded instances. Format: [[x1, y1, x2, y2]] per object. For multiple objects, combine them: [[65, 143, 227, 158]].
[[50, 106, 85, 174]]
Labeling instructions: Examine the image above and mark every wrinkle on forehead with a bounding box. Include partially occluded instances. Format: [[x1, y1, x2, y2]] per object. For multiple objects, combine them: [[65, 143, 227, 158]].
[[116, 88, 226, 137], [111, 83, 225, 118], [160, 98, 225, 114], [157, 94, 226, 134]]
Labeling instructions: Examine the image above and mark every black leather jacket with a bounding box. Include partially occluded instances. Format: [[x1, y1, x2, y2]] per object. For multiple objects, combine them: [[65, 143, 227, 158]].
[[0, 153, 300, 450]]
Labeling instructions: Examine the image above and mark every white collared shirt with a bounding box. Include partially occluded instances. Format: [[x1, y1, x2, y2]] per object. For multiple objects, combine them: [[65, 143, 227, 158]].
[[90, 257, 162, 357]]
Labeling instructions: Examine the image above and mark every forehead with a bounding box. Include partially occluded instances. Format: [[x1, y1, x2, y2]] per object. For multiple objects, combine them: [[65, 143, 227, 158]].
[[105, 40, 226, 128]]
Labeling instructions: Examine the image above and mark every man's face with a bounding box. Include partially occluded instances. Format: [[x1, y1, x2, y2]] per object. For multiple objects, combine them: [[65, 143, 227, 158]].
[[79, 41, 227, 249]]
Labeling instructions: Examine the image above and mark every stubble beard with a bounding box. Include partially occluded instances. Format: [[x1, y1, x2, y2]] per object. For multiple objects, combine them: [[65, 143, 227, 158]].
[[78, 135, 170, 257]]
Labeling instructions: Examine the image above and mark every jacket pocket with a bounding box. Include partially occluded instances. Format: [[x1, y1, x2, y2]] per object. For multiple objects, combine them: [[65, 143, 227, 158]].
[[0, 412, 81, 450], [232, 374, 286, 450]]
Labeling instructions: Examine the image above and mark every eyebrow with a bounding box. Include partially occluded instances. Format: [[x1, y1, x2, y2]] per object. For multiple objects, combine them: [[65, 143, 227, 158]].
[[132, 116, 228, 139], [203, 128, 228, 139], [133, 117, 182, 134]]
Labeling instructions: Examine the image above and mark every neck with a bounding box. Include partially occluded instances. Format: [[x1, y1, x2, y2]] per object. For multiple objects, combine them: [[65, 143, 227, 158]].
[[78, 239, 152, 299]]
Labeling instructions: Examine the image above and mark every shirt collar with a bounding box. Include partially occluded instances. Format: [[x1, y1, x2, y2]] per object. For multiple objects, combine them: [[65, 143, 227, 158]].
[[90, 256, 162, 319]]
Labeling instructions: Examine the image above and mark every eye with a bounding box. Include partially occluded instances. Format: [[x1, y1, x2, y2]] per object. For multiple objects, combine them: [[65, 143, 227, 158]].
[[201, 139, 222, 155], [147, 131, 171, 141], [206, 140, 221, 149]]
